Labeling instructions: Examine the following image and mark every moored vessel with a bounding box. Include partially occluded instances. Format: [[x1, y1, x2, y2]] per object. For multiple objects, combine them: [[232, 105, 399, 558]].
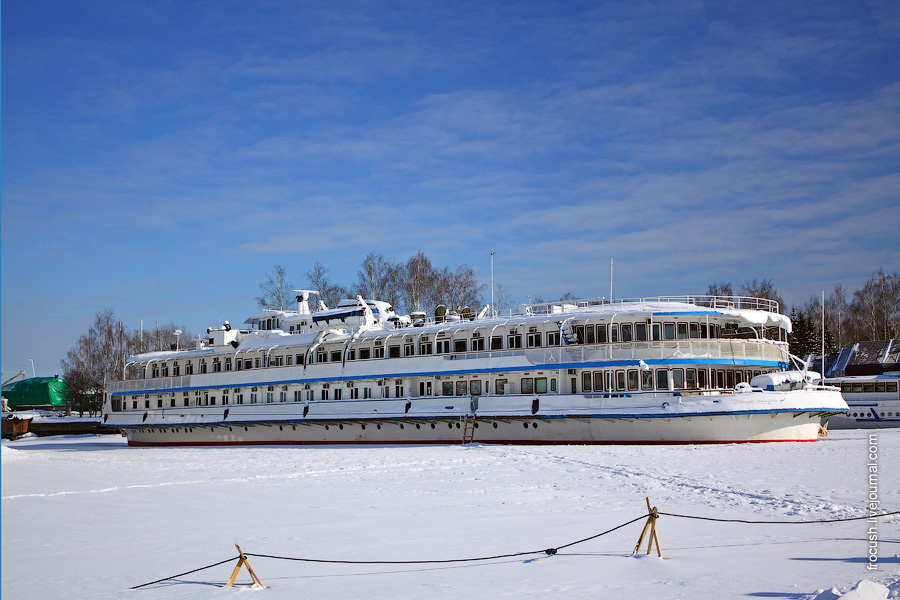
[[103, 293, 848, 445]]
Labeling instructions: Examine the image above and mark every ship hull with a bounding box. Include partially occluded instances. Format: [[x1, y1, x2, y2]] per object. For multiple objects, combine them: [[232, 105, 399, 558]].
[[110, 389, 846, 446]]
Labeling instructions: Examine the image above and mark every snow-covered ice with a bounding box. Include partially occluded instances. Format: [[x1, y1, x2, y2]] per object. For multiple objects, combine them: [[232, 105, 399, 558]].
[[2, 430, 898, 599]]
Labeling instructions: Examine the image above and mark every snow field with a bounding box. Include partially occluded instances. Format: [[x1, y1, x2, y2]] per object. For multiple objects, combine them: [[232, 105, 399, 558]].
[[2, 431, 898, 599]]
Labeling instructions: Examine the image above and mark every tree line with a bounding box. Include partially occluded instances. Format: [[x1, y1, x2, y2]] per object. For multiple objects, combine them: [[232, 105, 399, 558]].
[[704, 269, 900, 357], [60, 310, 191, 415], [256, 252, 492, 316]]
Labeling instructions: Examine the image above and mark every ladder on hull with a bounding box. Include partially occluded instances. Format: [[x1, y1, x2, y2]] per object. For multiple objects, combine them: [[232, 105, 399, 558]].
[[462, 415, 476, 444]]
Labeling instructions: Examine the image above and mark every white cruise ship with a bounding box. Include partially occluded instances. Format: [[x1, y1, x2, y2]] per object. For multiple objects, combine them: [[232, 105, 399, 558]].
[[103, 292, 848, 445]]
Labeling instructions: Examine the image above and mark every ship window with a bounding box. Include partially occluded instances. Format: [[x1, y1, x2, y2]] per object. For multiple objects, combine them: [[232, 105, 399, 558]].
[[317, 350, 326, 363], [609, 325, 619, 343], [507, 335, 522, 349], [395, 381, 404, 397], [330, 351, 341, 362], [225, 358, 233, 371], [642, 370, 654, 390], [677, 323, 688, 339], [456, 381, 467, 396], [334, 389, 341, 401], [251, 392, 258, 403], [725, 370, 734, 389], [199, 360, 207, 374], [161, 364, 169, 377], [254, 358, 260, 369], [574, 326, 584, 344], [491, 336, 503, 350], [420, 342, 433, 355], [664, 323, 675, 340], [584, 326, 595, 344], [887, 383, 898, 393], [521, 378, 533, 394], [621, 324, 633, 342], [689, 323, 700, 339], [374, 347, 384, 359], [495, 379, 507, 395], [321, 389, 329, 400], [551, 378, 557, 392], [863, 383, 875, 393], [673, 369, 685, 389], [404, 343, 414, 356], [526, 332, 542, 348], [597, 324, 607, 343], [244, 359, 252, 370], [593, 371, 603, 392], [651, 323, 661, 341], [389, 345, 401, 358], [635, 323, 647, 341], [359, 347, 371, 360], [471, 380, 482, 395], [700, 324, 709, 338], [436, 340, 450, 354], [419, 381, 432, 396], [852, 383, 863, 393], [471, 337, 484, 351], [285, 355, 292, 366], [535, 378, 547, 394], [443, 382, 453, 396], [876, 383, 885, 393], [170, 398, 175, 407], [582, 371, 592, 392], [627, 370, 639, 391], [698, 369, 707, 389], [717, 370, 726, 389], [273, 356, 282, 367], [686, 369, 697, 389], [616, 370, 626, 390], [547, 331, 560, 346], [454, 339, 467, 353], [656, 369, 668, 390]]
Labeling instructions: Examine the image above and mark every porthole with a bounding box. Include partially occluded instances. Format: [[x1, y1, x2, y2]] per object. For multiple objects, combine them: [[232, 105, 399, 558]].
[[339, 424, 344, 430], [474, 423, 479, 428], [448, 423, 453, 429], [431, 423, 436, 429], [493, 422, 498, 429], [292, 425, 296, 431], [279, 425, 283, 431], [361, 424, 366, 430], [881, 412, 886, 417], [532, 422, 538, 428], [455, 422, 461, 429], [416, 423, 421, 429], [400, 424, 405, 429], [243, 427, 247, 431], [325, 425, 330, 430], [229, 427, 233, 431], [377, 424, 382, 430]]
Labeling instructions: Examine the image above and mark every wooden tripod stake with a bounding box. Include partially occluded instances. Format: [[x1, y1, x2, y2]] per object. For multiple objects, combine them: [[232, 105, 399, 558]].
[[633, 496, 662, 558], [227, 544, 265, 588]]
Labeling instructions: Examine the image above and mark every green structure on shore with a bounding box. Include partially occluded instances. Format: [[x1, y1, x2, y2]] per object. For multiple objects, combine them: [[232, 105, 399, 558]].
[[1, 377, 68, 410]]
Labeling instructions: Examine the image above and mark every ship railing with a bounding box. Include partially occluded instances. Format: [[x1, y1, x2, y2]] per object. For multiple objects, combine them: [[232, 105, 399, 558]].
[[525, 338, 789, 366], [498, 295, 780, 318]]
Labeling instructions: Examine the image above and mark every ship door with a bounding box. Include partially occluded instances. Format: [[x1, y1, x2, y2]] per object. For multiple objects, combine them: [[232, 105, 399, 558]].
[[419, 381, 432, 396]]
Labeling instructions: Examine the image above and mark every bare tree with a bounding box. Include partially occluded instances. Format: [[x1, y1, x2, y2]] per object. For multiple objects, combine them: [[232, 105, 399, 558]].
[[255, 264, 294, 311], [848, 269, 900, 341], [737, 278, 784, 312], [706, 282, 734, 297], [402, 251, 436, 313], [355, 253, 399, 302], [306, 261, 348, 308]]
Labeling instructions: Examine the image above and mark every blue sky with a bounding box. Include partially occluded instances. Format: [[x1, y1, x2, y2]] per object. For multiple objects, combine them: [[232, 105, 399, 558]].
[[2, 0, 899, 377]]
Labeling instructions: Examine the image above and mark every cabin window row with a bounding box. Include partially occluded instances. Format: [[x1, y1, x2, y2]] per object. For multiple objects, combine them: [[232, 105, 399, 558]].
[[579, 368, 765, 393], [839, 382, 898, 394]]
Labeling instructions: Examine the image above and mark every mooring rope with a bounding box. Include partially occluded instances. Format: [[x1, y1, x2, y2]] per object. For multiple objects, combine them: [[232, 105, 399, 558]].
[[129, 555, 240, 589], [128, 509, 899, 589], [658, 510, 900, 525]]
